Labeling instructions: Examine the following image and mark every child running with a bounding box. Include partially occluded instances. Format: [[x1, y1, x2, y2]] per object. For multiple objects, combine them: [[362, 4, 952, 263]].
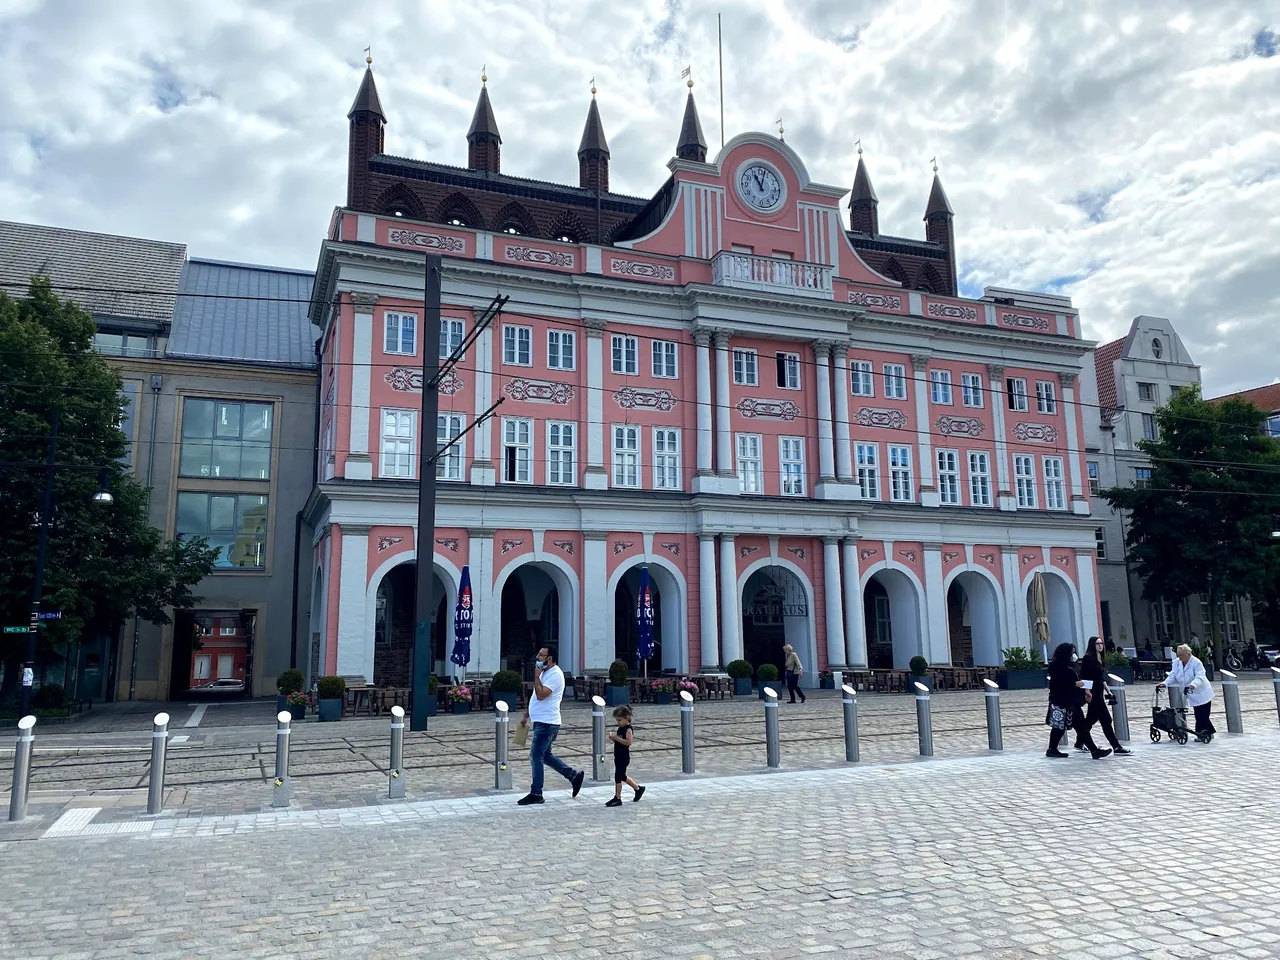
[[605, 705, 645, 807]]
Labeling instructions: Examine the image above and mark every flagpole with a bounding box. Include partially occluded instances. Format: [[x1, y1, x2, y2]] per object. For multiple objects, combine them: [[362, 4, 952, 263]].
[[717, 12, 725, 148]]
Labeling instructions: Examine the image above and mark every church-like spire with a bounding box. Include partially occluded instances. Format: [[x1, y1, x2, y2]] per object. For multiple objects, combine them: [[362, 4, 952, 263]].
[[849, 143, 878, 235], [467, 70, 502, 174], [347, 54, 386, 209], [676, 82, 708, 162], [347, 62, 386, 122], [922, 160, 957, 294], [924, 166, 954, 220], [577, 82, 610, 192]]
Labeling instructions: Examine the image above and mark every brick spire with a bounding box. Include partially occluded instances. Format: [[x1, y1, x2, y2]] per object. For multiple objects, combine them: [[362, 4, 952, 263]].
[[577, 85, 610, 192], [467, 73, 502, 174], [849, 148, 878, 235], [347, 59, 386, 209], [676, 88, 708, 162]]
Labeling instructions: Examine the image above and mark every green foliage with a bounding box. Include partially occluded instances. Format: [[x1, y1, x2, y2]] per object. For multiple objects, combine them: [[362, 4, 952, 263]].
[[427, 674, 439, 695], [725, 659, 754, 679], [608, 659, 629, 685], [32, 684, 65, 708], [1002, 647, 1044, 670], [1104, 651, 1131, 667], [316, 676, 346, 700], [756, 663, 779, 682], [276, 669, 304, 694], [909, 655, 929, 676], [491, 669, 522, 692]]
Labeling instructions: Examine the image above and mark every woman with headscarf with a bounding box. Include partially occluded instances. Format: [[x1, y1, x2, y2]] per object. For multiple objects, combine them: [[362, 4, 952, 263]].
[[1074, 636, 1132, 755], [1046, 642, 1111, 759], [1159, 643, 1216, 740]]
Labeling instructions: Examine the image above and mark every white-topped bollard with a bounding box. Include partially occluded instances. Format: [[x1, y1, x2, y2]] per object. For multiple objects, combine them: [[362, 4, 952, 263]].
[[493, 700, 512, 791], [388, 705, 406, 798], [7, 715, 36, 822], [764, 687, 780, 768], [272, 710, 292, 808], [1219, 670, 1243, 734], [842, 684, 860, 762], [1107, 673, 1130, 743], [591, 695, 610, 783], [982, 679, 1003, 752], [146, 712, 170, 815], [679, 690, 695, 774], [914, 681, 933, 757]]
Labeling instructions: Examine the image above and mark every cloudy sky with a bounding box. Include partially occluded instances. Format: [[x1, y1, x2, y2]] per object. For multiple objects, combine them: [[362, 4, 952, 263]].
[[2, 0, 1277, 395]]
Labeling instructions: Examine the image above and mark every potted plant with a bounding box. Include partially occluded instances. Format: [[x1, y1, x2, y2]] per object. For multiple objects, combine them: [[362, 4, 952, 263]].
[[316, 675, 346, 721], [996, 647, 1047, 690], [1103, 650, 1133, 685], [1190, 643, 1214, 680], [448, 684, 473, 714], [283, 690, 308, 721], [491, 670, 523, 710], [677, 680, 699, 699], [276, 668, 304, 713], [726, 659, 754, 697], [423, 674, 439, 717], [649, 678, 675, 705], [606, 659, 631, 707], [819, 670, 836, 690], [757, 663, 780, 699], [908, 656, 931, 691]]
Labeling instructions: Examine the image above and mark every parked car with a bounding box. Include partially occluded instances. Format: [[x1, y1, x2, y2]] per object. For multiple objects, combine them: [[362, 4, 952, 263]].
[[189, 678, 246, 699]]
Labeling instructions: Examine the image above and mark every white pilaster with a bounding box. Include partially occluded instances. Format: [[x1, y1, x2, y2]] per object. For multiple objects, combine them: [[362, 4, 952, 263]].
[[336, 527, 370, 678], [698, 534, 721, 670], [1076, 550, 1101, 644], [713, 332, 734, 478], [469, 530, 497, 673], [912, 355, 937, 507], [832, 345, 854, 481], [583, 534, 610, 669], [814, 343, 837, 482], [822, 538, 847, 668], [584, 321, 607, 490], [470, 326, 495, 485], [1001, 547, 1030, 650], [1061, 373, 1089, 514], [346, 293, 376, 480], [988, 365, 1016, 511], [923, 544, 949, 664], [694, 330, 714, 476], [718, 536, 742, 664], [842, 540, 867, 666]]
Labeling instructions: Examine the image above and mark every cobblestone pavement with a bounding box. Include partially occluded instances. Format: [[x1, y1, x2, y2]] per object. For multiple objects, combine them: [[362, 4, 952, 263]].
[[2, 724, 1279, 959]]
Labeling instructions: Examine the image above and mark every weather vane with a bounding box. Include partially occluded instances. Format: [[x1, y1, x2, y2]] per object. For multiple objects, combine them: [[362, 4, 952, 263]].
[[481, 63, 487, 84], [681, 64, 692, 88], [930, 156, 938, 173], [364, 46, 372, 66], [590, 76, 597, 96], [776, 116, 784, 140], [856, 138, 863, 156]]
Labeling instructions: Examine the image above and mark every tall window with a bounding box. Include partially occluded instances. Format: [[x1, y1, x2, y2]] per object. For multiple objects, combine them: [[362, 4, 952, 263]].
[[733, 349, 758, 386], [1266, 414, 1280, 438], [502, 418, 532, 483], [856, 443, 880, 500], [384, 312, 416, 355], [775, 352, 800, 390], [1141, 413, 1158, 441], [180, 399, 273, 480], [1044, 456, 1066, 510], [851, 360, 874, 397], [1087, 461, 1100, 496], [968, 451, 991, 506], [1094, 527, 1107, 559], [611, 335, 638, 375], [547, 421, 576, 485], [961, 372, 984, 408], [929, 370, 953, 405], [1035, 380, 1057, 414], [1014, 455, 1036, 508], [503, 325, 531, 365], [737, 433, 763, 493], [1137, 382, 1156, 402], [436, 414, 464, 481], [654, 428, 680, 490], [1134, 467, 1152, 488], [1007, 378, 1029, 412], [176, 492, 269, 569], [380, 410, 415, 478], [780, 436, 805, 496], [936, 449, 961, 505], [612, 425, 640, 487], [439, 317, 465, 360], [547, 330, 576, 370], [883, 363, 907, 400], [652, 340, 678, 378], [888, 445, 912, 502]]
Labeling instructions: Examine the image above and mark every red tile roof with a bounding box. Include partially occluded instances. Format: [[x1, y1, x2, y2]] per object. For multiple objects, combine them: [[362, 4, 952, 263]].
[[1212, 383, 1280, 413], [1092, 337, 1126, 419]]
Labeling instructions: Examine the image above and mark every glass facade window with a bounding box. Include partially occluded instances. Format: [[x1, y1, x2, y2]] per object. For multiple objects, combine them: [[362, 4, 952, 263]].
[[180, 399, 273, 480], [176, 492, 268, 569], [94, 332, 151, 357]]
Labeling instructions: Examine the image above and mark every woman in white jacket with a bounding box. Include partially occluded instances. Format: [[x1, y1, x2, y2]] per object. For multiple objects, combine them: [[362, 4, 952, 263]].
[[1159, 644, 1216, 740]]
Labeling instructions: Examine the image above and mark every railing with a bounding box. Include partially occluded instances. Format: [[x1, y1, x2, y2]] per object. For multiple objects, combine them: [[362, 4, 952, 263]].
[[711, 251, 833, 299]]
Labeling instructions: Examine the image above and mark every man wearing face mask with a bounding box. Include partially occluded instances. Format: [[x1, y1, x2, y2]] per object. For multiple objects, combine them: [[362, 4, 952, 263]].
[[517, 645, 585, 805]]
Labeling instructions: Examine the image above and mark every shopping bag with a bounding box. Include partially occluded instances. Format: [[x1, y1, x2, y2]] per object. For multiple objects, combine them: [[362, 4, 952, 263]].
[[512, 719, 530, 748]]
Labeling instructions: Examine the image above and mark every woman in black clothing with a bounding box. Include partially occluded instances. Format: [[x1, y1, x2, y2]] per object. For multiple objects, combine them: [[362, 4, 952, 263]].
[[1074, 636, 1132, 755], [1046, 642, 1111, 759]]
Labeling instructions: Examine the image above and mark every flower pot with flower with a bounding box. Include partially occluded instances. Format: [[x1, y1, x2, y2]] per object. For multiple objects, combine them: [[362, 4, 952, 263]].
[[676, 680, 699, 701], [448, 684, 473, 714], [819, 671, 835, 690], [275, 668, 304, 714], [649, 678, 674, 705], [284, 690, 309, 721]]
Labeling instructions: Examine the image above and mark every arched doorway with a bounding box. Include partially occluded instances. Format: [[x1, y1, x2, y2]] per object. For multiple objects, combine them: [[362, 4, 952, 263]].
[[501, 564, 560, 680], [947, 571, 1002, 666], [741, 565, 812, 680], [863, 569, 923, 669], [1027, 571, 1079, 658], [373, 563, 448, 687]]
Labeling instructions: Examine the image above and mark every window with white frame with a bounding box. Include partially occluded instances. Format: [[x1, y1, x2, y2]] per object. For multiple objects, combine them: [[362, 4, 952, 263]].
[[439, 317, 465, 361], [929, 370, 953, 405], [1087, 461, 1100, 496], [547, 421, 576, 485], [968, 451, 991, 506], [654, 428, 680, 490], [1035, 380, 1057, 414], [780, 436, 805, 496], [436, 413, 464, 481], [1014, 454, 1036, 508], [652, 340, 678, 378], [775, 352, 800, 390], [736, 433, 763, 493], [502, 325, 531, 366], [1134, 467, 1152, 488], [1137, 382, 1156, 402], [733, 348, 758, 386], [612, 425, 640, 487], [851, 360, 874, 397], [961, 372, 984, 408], [384, 312, 416, 356], [1007, 377, 1029, 412], [547, 329, 576, 370], [502, 418, 533, 483], [1094, 527, 1107, 559], [883, 363, 908, 400], [936, 449, 961, 505], [856, 443, 880, 500], [380, 410, 414, 478], [888, 445, 913, 502], [1141, 413, 1158, 441], [611, 335, 638, 375], [1043, 456, 1066, 510]]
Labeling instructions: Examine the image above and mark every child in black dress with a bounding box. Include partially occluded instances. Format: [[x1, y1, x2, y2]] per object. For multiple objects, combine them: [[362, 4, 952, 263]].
[[605, 706, 645, 807]]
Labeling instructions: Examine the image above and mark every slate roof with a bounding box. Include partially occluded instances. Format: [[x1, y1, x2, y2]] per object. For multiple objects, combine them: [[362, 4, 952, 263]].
[[167, 258, 318, 369], [467, 85, 501, 141], [1092, 337, 1126, 418], [348, 67, 385, 122], [1212, 382, 1280, 414], [0, 219, 185, 323]]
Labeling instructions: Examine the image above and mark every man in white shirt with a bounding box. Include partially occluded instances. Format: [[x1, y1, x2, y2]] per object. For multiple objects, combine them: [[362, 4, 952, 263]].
[[518, 645, 584, 805]]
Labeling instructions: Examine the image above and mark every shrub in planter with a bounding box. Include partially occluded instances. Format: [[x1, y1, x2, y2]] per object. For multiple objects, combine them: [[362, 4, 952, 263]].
[[1103, 650, 1133, 684], [604, 659, 631, 706], [491, 670, 522, 709], [316, 675, 346, 721], [32, 684, 65, 709], [756, 663, 780, 699], [908, 655, 932, 691], [726, 659, 754, 696], [276, 669, 304, 694], [819, 670, 835, 689], [997, 647, 1047, 690]]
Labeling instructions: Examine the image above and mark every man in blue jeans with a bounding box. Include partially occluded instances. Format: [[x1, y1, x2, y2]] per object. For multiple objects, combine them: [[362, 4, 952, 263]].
[[518, 644, 584, 805]]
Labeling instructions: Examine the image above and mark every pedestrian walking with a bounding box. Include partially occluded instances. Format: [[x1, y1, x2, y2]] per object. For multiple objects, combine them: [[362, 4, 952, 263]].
[[1074, 636, 1131, 755], [1159, 643, 1217, 740], [783, 644, 806, 704], [1046, 642, 1111, 760], [605, 706, 645, 807], [517, 645, 585, 806]]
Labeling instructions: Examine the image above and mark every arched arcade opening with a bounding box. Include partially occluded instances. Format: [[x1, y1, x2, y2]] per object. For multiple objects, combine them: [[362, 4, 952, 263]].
[[372, 563, 449, 686], [741, 565, 813, 681], [863, 568, 923, 669], [947, 571, 1002, 667]]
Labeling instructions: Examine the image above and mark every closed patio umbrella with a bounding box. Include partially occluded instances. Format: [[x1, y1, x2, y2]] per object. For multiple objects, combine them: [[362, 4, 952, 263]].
[[450, 565, 473, 684], [636, 566, 655, 679], [1030, 572, 1050, 662]]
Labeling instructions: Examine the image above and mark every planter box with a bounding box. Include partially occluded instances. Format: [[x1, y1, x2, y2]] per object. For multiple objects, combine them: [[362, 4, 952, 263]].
[[819, 676, 835, 690], [450, 700, 472, 714], [422, 693, 438, 717], [317, 698, 343, 722], [997, 669, 1048, 691], [492, 692, 521, 710], [1103, 665, 1134, 685], [605, 685, 630, 707], [283, 703, 307, 721], [732, 677, 752, 697], [651, 692, 673, 706]]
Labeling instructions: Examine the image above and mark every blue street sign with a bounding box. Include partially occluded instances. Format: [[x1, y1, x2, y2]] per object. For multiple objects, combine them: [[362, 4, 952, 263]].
[[37, 611, 61, 620]]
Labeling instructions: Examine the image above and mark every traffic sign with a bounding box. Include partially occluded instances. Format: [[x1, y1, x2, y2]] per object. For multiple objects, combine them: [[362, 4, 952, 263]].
[[3, 626, 27, 634], [36, 611, 61, 621]]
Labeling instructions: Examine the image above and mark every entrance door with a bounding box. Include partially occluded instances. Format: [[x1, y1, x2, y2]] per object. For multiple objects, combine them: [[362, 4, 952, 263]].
[[194, 655, 211, 682], [216, 654, 234, 679]]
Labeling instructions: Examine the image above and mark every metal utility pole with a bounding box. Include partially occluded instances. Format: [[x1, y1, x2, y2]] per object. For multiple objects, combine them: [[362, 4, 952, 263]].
[[21, 414, 59, 717]]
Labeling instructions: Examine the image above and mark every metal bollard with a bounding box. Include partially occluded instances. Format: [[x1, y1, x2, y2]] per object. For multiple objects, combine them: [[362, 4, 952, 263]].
[[7, 715, 35, 822], [146, 712, 170, 815], [388, 705, 406, 799], [764, 687, 780, 768], [1107, 674, 1130, 743], [272, 710, 292, 808], [982, 679, 1003, 752], [842, 684, 860, 763], [1273, 668, 1280, 727], [591, 695, 610, 783], [679, 690, 695, 775], [914, 682, 933, 758], [493, 700, 512, 791], [1219, 670, 1243, 735]]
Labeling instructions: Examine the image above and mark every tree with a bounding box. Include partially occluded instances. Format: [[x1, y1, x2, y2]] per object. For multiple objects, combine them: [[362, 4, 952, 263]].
[[0, 278, 218, 703], [1102, 385, 1280, 665]]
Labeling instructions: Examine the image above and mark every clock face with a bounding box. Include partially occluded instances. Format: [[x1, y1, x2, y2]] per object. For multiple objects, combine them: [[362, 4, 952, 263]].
[[737, 163, 784, 212]]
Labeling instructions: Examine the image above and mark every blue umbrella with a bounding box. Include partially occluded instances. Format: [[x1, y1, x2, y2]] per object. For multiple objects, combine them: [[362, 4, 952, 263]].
[[450, 565, 473, 681], [636, 566, 655, 678]]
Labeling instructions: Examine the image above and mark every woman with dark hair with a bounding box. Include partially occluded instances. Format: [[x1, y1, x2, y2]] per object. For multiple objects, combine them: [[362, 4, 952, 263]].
[[1046, 642, 1111, 759], [1074, 636, 1132, 755]]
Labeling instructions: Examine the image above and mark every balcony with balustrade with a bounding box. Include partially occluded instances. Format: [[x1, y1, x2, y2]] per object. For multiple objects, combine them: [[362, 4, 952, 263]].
[[711, 251, 833, 300]]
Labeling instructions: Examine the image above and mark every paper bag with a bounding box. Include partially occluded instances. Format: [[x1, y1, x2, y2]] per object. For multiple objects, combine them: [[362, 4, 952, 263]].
[[512, 719, 530, 748]]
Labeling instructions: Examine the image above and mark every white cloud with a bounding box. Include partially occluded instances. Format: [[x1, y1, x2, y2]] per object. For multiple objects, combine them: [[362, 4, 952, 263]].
[[1, 0, 1277, 395]]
